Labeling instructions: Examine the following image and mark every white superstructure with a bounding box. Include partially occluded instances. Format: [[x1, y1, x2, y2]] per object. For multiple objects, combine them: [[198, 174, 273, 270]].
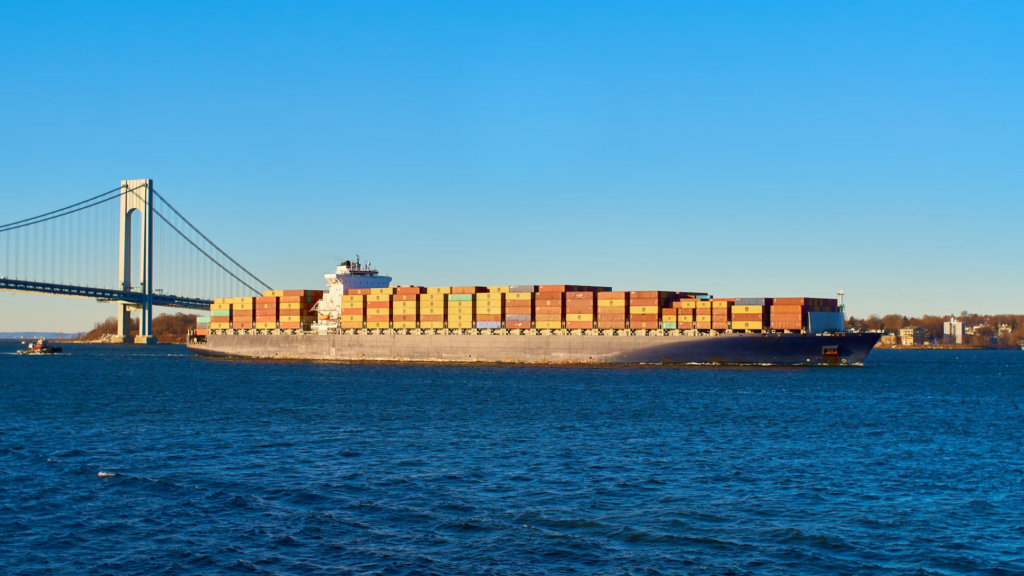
[[313, 257, 392, 332]]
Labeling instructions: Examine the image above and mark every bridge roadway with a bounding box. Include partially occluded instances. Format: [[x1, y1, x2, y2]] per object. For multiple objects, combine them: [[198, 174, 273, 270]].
[[0, 278, 212, 311]]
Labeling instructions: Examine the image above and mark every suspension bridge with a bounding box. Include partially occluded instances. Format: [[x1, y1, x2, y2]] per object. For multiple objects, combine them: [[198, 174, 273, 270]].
[[0, 179, 271, 343]]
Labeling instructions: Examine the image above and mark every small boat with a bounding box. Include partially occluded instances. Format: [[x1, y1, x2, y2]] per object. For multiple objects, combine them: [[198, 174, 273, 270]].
[[17, 337, 63, 355]]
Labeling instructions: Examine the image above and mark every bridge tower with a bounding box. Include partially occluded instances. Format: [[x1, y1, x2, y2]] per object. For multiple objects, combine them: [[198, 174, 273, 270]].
[[113, 178, 157, 344]]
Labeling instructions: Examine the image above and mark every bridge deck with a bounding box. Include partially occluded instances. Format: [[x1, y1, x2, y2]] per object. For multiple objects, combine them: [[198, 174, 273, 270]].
[[0, 278, 212, 310]]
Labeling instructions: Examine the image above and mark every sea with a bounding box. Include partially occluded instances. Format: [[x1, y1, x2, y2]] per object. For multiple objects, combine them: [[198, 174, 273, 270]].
[[1, 343, 1022, 575]]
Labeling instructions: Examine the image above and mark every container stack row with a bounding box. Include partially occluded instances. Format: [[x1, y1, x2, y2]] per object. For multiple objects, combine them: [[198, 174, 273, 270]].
[[769, 297, 839, 331]]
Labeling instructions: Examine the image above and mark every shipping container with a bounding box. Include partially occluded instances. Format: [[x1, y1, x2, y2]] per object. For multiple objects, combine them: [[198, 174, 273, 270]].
[[486, 286, 510, 293], [395, 286, 424, 295], [598, 321, 626, 329], [452, 286, 487, 294], [536, 321, 561, 329], [476, 321, 502, 329], [420, 321, 444, 329], [340, 321, 364, 329], [426, 287, 452, 294], [370, 288, 396, 295], [506, 321, 532, 329], [419, 293, 448, 303], [509, 285, 538, 293], [566, 321, 594, 329]]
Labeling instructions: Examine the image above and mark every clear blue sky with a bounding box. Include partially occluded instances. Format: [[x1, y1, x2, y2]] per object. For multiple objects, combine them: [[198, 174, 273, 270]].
[[1, 1, 1022, 332]]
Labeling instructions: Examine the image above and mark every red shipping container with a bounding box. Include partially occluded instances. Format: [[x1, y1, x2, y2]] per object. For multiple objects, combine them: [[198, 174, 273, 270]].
[[676, 309, 695, 318], [538, 285, 572, 293], [712, 321, 729, 330], [661, 308, 676, 316], [677, 321, 694, 329], [630, 298, 659, 307], [732, 313, 765, 322], [598, 321, 626, 329], [598, 313, 627, 321], [696, 322, 712, 330], [194, 328, 208, 336], [774, 298, 815, 306], [420, 314, 445, 322], [452, 286, 487, 294], [566, 321, 594, 329], [476, 314, 502, 322], [566, 291, 597, 300], [393, 314, 417, 322], [771, 313, 803, 322], [506, 321, 532, 329], [771, 305, 806, 314], [629, 291, 663, 299], [597, 292, 628, 300], [367, 301, 390, 309], [536, 314, 562, 321], [630, 314, 659, 322], [631, 320, 660, 330]]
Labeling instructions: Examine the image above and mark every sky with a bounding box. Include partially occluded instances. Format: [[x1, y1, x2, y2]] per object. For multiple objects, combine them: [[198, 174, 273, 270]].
[[1, 1, 1022, 332]]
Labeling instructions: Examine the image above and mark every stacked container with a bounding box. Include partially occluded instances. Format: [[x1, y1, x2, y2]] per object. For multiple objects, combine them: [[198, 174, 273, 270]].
[[695, 299, 713, 330], [255, 294, 279, 329], [629, 291, 676, 330], [770, 298, 838, 331], [229, 297, 254, 330], [393, 286, 423, 329], [210, 299, 231, 330], [566, 290, 597, 329], [674, 299, 697, 330], [195, 315, 210, 336], [661, 307, 677, 329], [279, 290, 322, 330], [597, 292, 628, 329], [341, 289, 368, 329], [732, 298, 772, 331], [505, 285, 537, 329], [535, 286, 568, 329], [419, 288, 449, 329], [366, 287, 394, 329], [448, 286, 485, 329], [711, 299, 733, 331], [476, 289, 505, 329]]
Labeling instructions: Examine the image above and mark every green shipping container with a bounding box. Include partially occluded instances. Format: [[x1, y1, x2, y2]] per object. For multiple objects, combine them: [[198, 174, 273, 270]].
[[448, 294, 474, 301], [196, 316, 211, 323], [663, 322, 677, 329], [211, 309, 231, 317]]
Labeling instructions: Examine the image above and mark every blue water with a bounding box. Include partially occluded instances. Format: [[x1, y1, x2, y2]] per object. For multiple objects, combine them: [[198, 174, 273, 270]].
[[1, 344, 1022, 575]]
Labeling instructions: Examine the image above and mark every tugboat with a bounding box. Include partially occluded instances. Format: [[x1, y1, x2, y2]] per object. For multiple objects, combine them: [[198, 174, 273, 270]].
[[17, 337, 63, 355]]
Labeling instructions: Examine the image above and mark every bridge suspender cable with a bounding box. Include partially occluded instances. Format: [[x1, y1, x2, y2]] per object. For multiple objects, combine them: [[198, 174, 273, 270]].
[[151, 188, 273, 292]]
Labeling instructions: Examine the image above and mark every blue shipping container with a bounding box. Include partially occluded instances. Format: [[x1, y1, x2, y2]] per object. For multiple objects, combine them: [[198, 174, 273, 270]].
[[736, 298, 773, 306], [509, 285, 538, 293], [476, 321, 502, 329]]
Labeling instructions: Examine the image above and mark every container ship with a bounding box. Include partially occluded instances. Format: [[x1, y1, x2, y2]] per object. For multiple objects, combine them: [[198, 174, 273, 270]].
[[187, 258, 881, 366]]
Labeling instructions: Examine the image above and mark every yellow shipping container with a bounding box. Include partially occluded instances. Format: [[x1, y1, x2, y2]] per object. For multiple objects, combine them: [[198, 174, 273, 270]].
[[340, 315, 365, 322], [419, 293, 447, 302], [676, 300, 698, 309], [211, 303, 232, 311], [696, 301, 712, 309], [255, 322, 277, 329], [506, 293, 534, 301], [476, 293, 504, 301], [696, 314, 713, 322], [341, 300, 365, 308], [280, 302, 306, 310], [448, 301, 475, 309], [264, 290, 285, 297], [426, 287, 452, 294], [420, 321, 444, 329], [393, 321, 417, 329], [366, 321, 390, 329], [597, 299, 627, 307], [447, 313, 473, 322], [280, 315, 312, 323], [234, 302, 255, 310], [487, 286, 510, 293], [448, 321, 473, 329], [536, 321, 561, 329], [629, 306, 660, 315], [712, 301, 732, 309], [476, 306, 504, 315], [421, 306, 448, 315], [732, 305, 764, 314], [341, 294, 365, 302], [367, 294, 392, 302], [566, 313, 595, 321], [213, 297, 226, 304], [393, 301, 418, 309], [370, 288, 395, 295], [210, 322, 230, 329], [733, 321, 764, 330]]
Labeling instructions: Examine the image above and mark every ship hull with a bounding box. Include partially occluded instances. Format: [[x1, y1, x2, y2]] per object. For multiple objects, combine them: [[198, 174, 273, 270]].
[[188, 332, 881, 366]]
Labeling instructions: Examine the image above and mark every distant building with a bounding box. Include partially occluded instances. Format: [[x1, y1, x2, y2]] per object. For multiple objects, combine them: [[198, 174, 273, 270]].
[[880, 334, 897, 346], [943, 317, 966, 345], [900, 326, 926, 346]]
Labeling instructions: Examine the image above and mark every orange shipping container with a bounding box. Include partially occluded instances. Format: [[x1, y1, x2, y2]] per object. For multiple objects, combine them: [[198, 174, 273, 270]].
[[420, 314, 445, 322], [598, 321, 626, 329], [536, 314, 562, 321], [597, 292, 628, 300], [396, 286, 425, 295], [452, 286, 487, 294], [393, 314, 417, 322], [476, 314, 502, 322], [506, 321, 532, 329], [366, 301, 390, 309], [566, 292, 597, 300], [597, 313, 626, 321], [631, 320, 659, 330], [630, 314, 659, 322], [393, 294, 419, 302]]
